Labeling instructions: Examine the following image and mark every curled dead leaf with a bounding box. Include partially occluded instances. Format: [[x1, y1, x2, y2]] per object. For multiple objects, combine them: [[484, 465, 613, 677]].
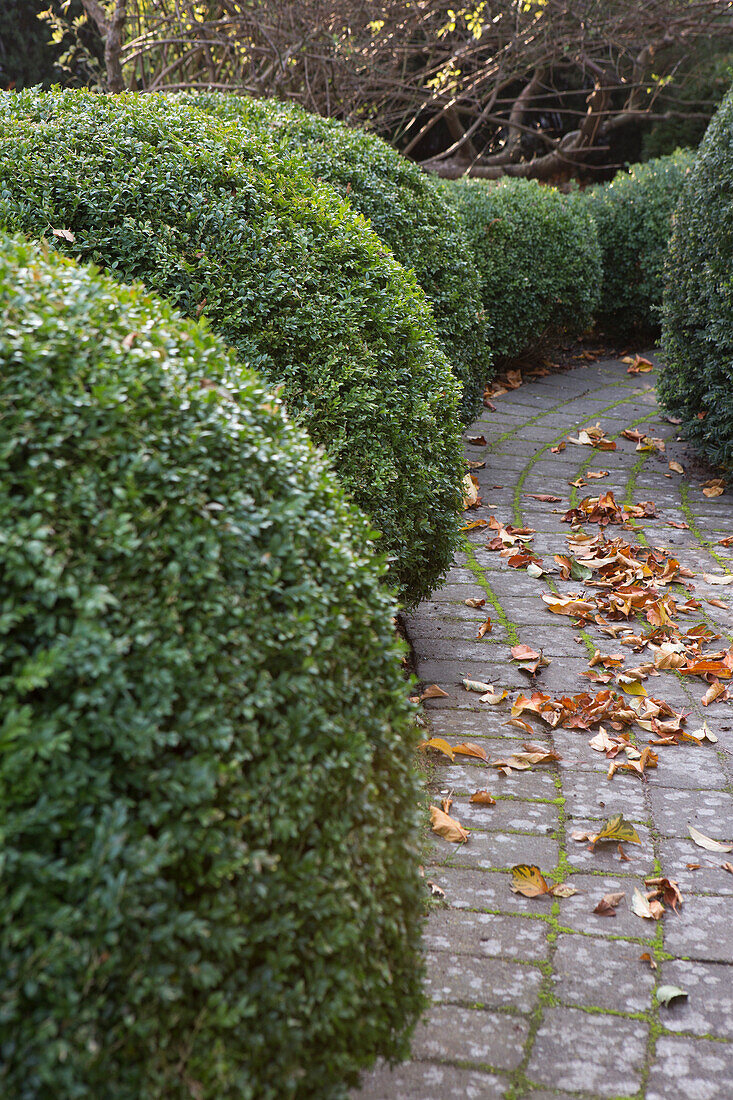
[[420, 684, 449, 701], [470, 790, 496, 805], [593, 891, 625, 916], [430, 805, 468, 843], [688, 825, 733, 852]]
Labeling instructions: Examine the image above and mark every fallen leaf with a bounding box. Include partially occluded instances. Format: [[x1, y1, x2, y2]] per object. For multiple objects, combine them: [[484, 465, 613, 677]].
[[511, 645, 541, 661], [476, 618, 492, 639], [467, 459, 485, 470], [594, 891, 626, 916], [702, 681, 727, 706], [510, 864, 552, 897], [645, 876, 683, 912], [722, 862, 733, 875], [453, 742, 489, 762], [701, 573, 733, 586], [551, 883, 579, 898], [462, 473, 480, 510], [479, 688, 508, 705], [639, 952, 657, 970], [527, 493, 562, 502], [463, 678, 494, 693], [420, 684, 449, 700], [420, 737, 455, 761], [430, 805, 468, 843], [624, 355, 654, 374], [592, 814, 641, 847], [426, 880, 445, 898], [631, 887, 657, 919], [461, 519, 489, 531], [466, 435, 487, 446], [510, 865, 575, 898], [688, 825, 733, 852], [686, 863, 701, 870], [470, 790, 496, 805], [657, 985, 688, 1006], [465, 597, 486, 608], [668, 461, 684, 474]]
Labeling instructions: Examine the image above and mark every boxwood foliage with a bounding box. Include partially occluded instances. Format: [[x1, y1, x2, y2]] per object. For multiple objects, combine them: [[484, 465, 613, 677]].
[[180, 92, 491, 420], [579, 150, 694, 336], [0, 88, 464, 607], [445, 177, 601, 362], [0, 233, 426, 1099], [659, 91, 733, 469]]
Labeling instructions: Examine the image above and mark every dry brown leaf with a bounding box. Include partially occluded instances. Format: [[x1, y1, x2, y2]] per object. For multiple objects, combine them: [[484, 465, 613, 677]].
[[639, 952, 658, 970], [430, 805, 468, 843], [594, 891, 625, 916], [702, 573, 733, 586], [476, 618, 493, 639], [465, 597, 486, 608], [453, 742, 489, 762], [466, 435, 487, 446], [420, 684, 449, 701], [702, 681, 727, 706], [479, 688, 509, 705], [470, 790, 496, 805], [462, 473, 480, 510], [668, 461, 684, 474], [527, 493, 562, 502]]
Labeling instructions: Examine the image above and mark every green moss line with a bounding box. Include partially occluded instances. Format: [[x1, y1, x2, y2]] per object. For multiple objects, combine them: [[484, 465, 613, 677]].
[[462, 537, 521, 645], [680, 482, 733, 575]]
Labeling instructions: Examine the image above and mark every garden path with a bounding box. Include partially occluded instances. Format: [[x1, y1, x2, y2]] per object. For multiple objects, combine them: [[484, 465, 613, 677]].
[[356, 353, 733, 1100]]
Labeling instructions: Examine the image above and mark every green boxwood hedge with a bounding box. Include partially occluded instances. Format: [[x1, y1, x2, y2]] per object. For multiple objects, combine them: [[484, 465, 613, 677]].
[[0, 233, 425, 1099], [444, 177, 601, 362], [181, 93, 491, 420], [0, 88, 464, 606], [659, 91, 733, 469], [579, 150, 693, 336]]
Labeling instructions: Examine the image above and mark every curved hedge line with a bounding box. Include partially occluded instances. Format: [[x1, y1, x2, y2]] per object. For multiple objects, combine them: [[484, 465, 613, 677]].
[[659, 92, 733, 469], [181, 92, 491, 420], [579, 150, 693, 336], [445, 177, 601, 362], [0, 88, 464, 606], [0, 233, 425, 1099]]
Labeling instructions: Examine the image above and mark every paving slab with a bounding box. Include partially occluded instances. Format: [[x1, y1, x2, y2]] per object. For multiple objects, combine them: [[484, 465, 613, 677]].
[[355, 354, 733, 1099]]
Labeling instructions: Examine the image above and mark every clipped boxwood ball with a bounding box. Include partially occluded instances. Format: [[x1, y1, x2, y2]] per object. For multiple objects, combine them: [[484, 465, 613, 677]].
[[180, 92, 491, 421], [659, 90, 733, 469], [0, 234, 425, 1099], [0, 88, 464, 606], [579, 150, 693, 336], [445, 177, 601, 361]]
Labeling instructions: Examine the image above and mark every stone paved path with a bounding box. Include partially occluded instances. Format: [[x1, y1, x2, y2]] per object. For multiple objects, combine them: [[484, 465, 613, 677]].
[[356, 354, 733, 1100]]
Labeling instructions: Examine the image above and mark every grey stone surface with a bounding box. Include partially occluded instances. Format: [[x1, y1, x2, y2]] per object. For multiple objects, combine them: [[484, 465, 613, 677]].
[[527, 1007, 648, 1095], [551, 934, 656, 1012], [356, 1061, 509, 1099], [423, 909, 550, 961], [411, 1005, 529, 1069], [425, 951, 543, 1010], [354, 355, 733, 1099], [646, 1036, 733, 1100], [658, 960, 733, 1039]]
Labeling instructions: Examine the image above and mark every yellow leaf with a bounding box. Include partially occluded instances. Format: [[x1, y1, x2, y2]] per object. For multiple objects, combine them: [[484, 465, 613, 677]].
[[430, 805, 468, 843], [592, 814, 641, 847], [510, 864, 552, 897], [419, 737, 455, 761], [453, 741, 489, 762]]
